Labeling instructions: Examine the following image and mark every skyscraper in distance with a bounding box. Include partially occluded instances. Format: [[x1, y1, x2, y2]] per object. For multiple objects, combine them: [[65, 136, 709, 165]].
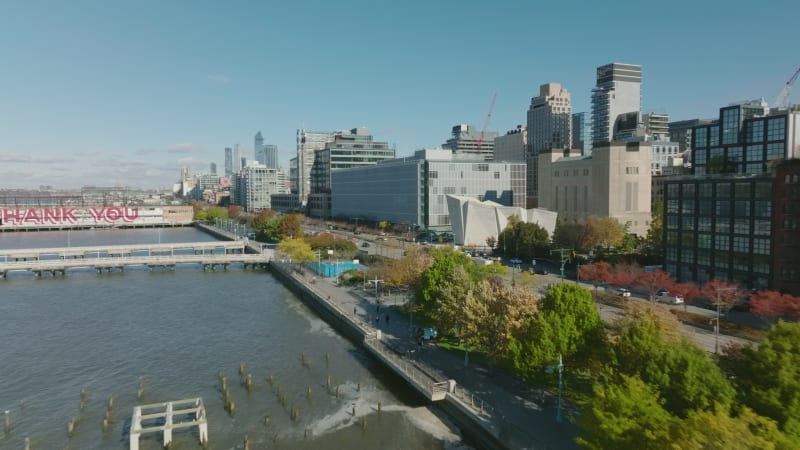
[[264, 144, 278, 169], [224, 147, 233, 177], [254, 131, 266, 165], [527, 82, 572, 198], [591, 63, 642, 143]]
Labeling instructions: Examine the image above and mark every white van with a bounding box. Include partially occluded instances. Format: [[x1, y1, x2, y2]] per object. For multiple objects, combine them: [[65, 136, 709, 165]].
[[656, 291, 684, 304]]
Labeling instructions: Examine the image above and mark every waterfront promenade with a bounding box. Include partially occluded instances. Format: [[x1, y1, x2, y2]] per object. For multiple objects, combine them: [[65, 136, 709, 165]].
[[272, 261, 580, 450]]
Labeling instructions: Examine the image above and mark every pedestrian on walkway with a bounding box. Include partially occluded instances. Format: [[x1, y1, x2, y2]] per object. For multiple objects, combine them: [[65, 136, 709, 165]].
[[353, 306, 357, 316]]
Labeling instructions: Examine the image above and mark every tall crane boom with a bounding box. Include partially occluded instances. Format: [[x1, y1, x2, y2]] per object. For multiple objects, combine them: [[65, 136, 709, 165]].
[[773, 66, 800, 108], [476, 93, 497, 148]]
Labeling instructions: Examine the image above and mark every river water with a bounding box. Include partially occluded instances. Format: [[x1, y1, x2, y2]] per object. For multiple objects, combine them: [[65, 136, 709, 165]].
[[0, 227, 467, 449]]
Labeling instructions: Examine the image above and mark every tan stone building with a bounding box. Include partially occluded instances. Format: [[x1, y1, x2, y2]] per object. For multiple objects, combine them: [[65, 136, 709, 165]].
[[537, 141, 652, 236]]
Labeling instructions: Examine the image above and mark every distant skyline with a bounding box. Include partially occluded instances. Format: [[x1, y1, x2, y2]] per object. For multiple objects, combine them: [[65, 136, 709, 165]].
[[1, 0, 798, 189]]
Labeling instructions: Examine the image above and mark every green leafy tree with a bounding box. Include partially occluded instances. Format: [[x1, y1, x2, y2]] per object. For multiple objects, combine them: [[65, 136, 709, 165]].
[[194, 210, 208, 221], [577, 374, 675, 450], [674, 405, 791, 450], [206, 206, 229, 222], [251, 210, 281, 242], [721, 322, 800, 441], [497, 219, 549, 259], [416, 248, 481, 318], [645, 200, 664, 258], [613, 312, 735, 417], [507, 284, 603, 377], [277, 238, 315, 264], [278, 214, 304, 240]]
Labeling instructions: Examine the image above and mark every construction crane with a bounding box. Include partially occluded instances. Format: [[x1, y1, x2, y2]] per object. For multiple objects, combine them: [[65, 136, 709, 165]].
[[773, 66, 800, 108], [475, 93, 497, 149]]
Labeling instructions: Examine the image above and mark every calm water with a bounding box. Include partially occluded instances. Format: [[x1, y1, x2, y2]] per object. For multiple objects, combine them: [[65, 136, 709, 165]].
[[0, 228, 466, 449]]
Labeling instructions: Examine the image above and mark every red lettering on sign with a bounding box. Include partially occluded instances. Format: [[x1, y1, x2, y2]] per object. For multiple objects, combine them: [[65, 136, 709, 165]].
[[123, 208, 139, 222], [43, 208, 60, 224], [62, 208, 77, 223], [89, 208, 104, 222], [105, 207, 121, 221], [23, 208, 41, 224]]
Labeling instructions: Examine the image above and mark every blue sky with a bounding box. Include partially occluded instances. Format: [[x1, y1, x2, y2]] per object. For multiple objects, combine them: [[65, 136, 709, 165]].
[[1, 0, 797, 189]]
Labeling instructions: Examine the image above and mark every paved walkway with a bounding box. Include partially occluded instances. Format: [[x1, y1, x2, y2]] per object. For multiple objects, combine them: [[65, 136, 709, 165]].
[[297, 269, 580, 450]]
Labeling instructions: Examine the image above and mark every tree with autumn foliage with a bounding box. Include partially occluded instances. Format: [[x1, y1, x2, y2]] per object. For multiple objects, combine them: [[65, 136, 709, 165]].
[[749, 290, 800, 322], [277, 238, 315, 264], [633, 269, 675, 301], [578, 261, 612, 290], [700, 279, 742, 312], [669, 282, 702, 311], [609, 262, 642, 287]]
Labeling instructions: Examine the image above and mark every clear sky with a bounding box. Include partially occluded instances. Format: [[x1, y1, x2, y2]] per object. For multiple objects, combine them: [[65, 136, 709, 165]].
[[1, 0, 798, 190]]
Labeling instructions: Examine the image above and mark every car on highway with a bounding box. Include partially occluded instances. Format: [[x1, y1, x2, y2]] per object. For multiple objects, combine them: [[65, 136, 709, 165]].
[[656, 290, 684, 304], [509, 258, 523, 265], [615, 288, 631, 297], [416, 327, 438, 342]]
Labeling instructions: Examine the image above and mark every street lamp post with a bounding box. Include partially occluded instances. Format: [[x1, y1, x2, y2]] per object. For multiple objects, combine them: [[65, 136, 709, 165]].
[[712, 287, 738, 354], [546, 354, 564, 423]]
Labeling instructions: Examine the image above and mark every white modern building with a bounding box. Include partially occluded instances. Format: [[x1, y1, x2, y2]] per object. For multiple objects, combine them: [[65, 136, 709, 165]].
[[591, 63, 642, 143], [446, 195, 557, 247]]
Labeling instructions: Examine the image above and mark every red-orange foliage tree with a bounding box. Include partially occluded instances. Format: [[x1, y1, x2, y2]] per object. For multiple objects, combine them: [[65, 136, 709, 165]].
[[700, 279, 741, 311], [749, 290, 800, 322], [578, 262, 612, 289], [669, 282, 702, 311], [634, 270, 675, 301], [609, 262, 642, 286]]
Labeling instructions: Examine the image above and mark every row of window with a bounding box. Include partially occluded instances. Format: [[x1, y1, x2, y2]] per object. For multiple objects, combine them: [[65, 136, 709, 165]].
[[666, 181, 772, 198], [695, 116, 786, 148], [553, 168, 591, 177]]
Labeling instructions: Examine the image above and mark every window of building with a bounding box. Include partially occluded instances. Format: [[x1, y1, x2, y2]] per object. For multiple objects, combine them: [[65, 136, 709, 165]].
[[682, 216, 695, 230], [746, 144, 764, 162], [698, 217, 712, 231], [429, 171, 438, 179], [694, 127, 708, 148], [746, 119, 765, 143], [473, 164, 489, 172], [666, 215, 679, 230], [494, 171, 500, 179], [715, 200, 731, 216], [715, 235, 729, 250], [666, 232, 678, 246], [717, 183, 731, 197], [734, 218, 750, 234], [667, 184, 679, 197], [694, 150, 707, 165], [753, 238, 770, 255], [716, 218, 730, 233], [698, 200, 712, 216], [767, 142, 784, 160], [625, 167, 639, 175], [728, 146, 743, 162], [722, 109, 740, 144], [733, 236, 749, 253], [767, 117, 786, 141], [554, 170, 559, 177], [697, 250, 711, 265], [754, 219, 770, 235], [734, 201, 751, 217], [697, 234, 711, 249], [709, 126, 720, 146]]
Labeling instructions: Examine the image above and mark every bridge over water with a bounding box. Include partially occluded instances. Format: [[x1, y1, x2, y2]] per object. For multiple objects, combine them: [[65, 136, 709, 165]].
[[0, 241, 247, 261]]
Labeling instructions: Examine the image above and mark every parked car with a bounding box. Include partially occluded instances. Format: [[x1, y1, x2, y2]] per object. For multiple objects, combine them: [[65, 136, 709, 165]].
[[615, 288, 631, 297], [416, 327, 438, 342], [656, 291, 684, 304]]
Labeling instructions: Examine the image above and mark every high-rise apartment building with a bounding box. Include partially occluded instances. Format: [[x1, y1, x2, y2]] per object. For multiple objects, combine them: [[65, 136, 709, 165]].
[[264, 145, 278, 169], [527, 83, 572, 198], [232, 165, 286, 212], [210, 163, 217, 175], [307, 128, 395, 218], [572, 112, 592, 156], [442, 124, 496, 161], [493, 126, 527, 162], [224, 147, 233, 177], [642, 113, 669, 139], [234, 144, 242, 173], [296, 129, 335, 207], [591, 63, 642, 143]]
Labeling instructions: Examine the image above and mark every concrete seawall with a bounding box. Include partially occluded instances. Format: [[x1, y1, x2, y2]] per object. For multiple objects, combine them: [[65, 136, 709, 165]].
[[268, 262, 509, 450]]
